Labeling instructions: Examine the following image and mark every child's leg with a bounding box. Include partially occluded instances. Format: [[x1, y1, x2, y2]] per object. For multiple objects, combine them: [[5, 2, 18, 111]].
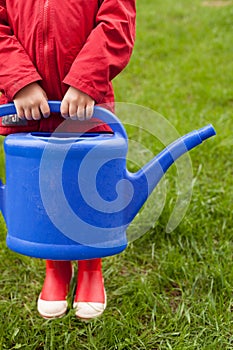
[[73, 258, 106, 319], [37, 260, 73, 319]]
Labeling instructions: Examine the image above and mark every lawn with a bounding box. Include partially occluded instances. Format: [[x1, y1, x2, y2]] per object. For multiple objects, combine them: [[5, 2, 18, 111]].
[[0, 0, 233, 349]]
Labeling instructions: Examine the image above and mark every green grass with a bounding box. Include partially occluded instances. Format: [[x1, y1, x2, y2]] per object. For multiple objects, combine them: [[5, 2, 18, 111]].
[[1, 0, 233, 348]]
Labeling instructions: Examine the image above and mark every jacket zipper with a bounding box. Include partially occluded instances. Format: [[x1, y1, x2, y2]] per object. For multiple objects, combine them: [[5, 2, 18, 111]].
[[43, 0, 50, 86]]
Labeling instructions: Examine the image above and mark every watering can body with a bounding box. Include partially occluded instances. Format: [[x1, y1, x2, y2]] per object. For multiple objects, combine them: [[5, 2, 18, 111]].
[[0, 102, 216, 260]]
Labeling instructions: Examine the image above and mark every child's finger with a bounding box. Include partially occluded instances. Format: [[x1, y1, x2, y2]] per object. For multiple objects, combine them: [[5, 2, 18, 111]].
[[85, 103, 94, 120], [77, 105, 85, 121], [32, 106, 42, 120], [24, 108, 33, 120], [15, 106, 25, 120], [60, 100, 69, 119], [40, 100, 50, 118], [69, 103, 78, 120]]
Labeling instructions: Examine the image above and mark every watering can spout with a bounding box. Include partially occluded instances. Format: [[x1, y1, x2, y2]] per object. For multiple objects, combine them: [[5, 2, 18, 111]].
[[198, 125, 216, 141], [124, 124, 216, 223]]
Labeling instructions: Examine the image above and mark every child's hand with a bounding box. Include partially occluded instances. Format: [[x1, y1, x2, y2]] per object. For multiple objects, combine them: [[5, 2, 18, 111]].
[[61, 86, 95, 121], [13, 82, 50, 120]]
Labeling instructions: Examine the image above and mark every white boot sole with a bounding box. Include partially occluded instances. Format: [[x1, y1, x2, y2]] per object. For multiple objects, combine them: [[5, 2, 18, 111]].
[[73, 289, 107, 320], [37, 294, 68, 319]]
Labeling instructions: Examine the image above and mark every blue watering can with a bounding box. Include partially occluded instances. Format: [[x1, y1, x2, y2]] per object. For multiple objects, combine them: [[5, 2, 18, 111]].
[[0, 101, 216, 260]]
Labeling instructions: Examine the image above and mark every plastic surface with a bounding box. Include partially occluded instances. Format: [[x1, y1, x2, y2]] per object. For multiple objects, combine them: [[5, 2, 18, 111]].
[[0, 102, 216, 260], [0, 101, 127, 139]]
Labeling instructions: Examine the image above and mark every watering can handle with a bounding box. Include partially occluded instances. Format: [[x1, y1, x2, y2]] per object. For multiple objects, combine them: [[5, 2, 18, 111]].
[[0, 101, 127, 138]]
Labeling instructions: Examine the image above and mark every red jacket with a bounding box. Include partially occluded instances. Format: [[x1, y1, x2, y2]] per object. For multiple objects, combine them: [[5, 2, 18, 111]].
[[0, 0, 136, 134]]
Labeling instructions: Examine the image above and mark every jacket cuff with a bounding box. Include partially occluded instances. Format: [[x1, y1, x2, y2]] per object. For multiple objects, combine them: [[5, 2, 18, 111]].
[[62, 76, 106, 104], [5, 73, 42, 101]]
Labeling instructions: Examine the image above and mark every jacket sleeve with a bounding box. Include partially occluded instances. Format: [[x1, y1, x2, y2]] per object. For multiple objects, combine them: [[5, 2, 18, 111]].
[[63, 0, 136, 103], [0, 0, 42, 101]]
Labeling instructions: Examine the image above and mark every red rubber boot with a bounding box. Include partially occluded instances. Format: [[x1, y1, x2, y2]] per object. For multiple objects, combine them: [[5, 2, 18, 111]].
[[37, 260, 73, 319], [73, 258, 106, 319]]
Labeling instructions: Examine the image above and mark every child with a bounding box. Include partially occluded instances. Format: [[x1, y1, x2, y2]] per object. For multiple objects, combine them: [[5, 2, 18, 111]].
[[0, 0, 136, 319]]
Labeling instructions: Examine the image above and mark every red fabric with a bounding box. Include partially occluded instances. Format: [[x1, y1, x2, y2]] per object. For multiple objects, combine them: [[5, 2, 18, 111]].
[[38, 115, 114, 134], [0, 0, 136, 135]]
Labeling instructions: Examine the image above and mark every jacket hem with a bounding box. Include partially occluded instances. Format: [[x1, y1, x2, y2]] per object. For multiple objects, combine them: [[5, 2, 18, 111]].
[[5, 74, 42, 101], [62, 76, 106, 104]]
